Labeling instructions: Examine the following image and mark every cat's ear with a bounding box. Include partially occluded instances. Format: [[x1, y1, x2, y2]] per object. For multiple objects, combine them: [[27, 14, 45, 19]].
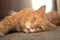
[[35, 5, 46, 13]]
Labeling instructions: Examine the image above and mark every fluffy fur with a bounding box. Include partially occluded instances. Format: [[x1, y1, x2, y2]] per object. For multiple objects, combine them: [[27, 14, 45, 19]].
[[46, 11, 60, 26], [0, 5, 57, 36]]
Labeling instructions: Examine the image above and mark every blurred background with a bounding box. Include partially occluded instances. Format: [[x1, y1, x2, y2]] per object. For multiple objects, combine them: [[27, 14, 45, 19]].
[[0, 0, 59, 20]]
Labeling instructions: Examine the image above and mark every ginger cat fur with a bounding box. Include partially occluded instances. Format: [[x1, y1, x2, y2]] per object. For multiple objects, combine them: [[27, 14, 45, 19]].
[[0, 5, 57, 36], [46, 11, 60, 26]]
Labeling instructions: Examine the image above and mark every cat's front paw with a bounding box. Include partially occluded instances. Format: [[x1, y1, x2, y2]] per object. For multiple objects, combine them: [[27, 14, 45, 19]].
[[40, 25, 57, 31]]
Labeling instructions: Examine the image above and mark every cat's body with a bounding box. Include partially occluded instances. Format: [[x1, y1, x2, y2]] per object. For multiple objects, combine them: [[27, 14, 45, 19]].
[[46, 11, 60, 26], [0, 6, 57, 36]]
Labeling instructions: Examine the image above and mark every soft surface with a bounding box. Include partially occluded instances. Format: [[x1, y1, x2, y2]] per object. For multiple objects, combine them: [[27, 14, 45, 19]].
[[0, 27, 60, 40]]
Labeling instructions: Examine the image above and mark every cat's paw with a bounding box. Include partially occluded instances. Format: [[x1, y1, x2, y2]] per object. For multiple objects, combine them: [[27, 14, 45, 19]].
[[40, 24, 57, 31]]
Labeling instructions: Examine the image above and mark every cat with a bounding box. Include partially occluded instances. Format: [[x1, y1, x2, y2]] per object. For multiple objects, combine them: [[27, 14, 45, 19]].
[[0, 5, 57, 36]]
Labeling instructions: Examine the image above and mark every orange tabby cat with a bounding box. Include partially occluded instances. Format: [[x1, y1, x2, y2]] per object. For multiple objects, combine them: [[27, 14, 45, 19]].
[[0, 5, 57, 36]]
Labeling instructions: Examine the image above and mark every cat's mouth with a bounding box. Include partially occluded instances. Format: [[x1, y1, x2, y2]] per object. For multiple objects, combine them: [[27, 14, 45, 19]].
[[23, 27, 36, 33], [25, 26, 43, 33]]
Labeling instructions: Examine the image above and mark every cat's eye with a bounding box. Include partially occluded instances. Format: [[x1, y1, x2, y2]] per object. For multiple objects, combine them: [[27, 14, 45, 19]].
[[32, 17, 36, 21]]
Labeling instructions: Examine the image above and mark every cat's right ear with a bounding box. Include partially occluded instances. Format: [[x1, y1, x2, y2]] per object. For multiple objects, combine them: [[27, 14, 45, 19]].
[[35, 5, 46, 17], [35, 5, 46, 13]]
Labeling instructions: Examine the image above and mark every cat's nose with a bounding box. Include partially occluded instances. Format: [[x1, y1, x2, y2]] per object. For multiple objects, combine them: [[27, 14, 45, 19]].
[[30, 25, 34, 29]]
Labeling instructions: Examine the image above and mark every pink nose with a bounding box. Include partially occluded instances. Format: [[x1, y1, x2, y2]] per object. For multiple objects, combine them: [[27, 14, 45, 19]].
[[30, 25, 34, 29]]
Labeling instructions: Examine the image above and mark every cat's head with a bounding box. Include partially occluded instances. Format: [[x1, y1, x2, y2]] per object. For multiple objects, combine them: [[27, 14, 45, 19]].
[[23, 5, 57, 33]]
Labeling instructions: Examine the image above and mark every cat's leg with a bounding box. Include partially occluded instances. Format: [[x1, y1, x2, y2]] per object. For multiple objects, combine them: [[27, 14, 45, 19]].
[[0, 25, 5, 36], [0, 24, 8, 36], [0, 19, 14, 36], [0, 24, 14, 37]]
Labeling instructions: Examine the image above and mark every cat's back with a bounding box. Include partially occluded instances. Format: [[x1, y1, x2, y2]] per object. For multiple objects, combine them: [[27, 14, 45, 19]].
[[7, 8, 35, 24], [46, 11, 60, 25], [12, 8, 34, 18]]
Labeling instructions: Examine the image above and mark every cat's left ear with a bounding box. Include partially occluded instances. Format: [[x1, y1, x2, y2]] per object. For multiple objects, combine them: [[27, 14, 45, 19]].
[[35, 5, 46, 13]]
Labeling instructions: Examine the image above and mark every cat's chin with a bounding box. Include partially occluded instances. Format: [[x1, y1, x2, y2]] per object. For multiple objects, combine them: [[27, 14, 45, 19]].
[[23, 29, 30, 33], [23, 28, 36, 33], [29, 29, 36, 32]]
